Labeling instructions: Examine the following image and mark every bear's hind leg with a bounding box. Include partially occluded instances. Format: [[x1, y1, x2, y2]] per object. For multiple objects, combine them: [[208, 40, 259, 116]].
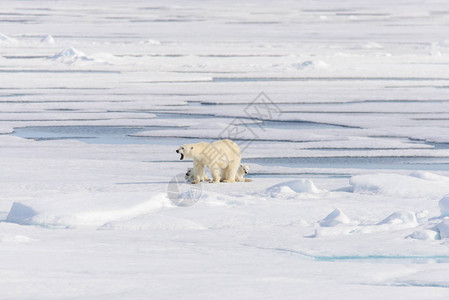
[[192, 163, 205, 184], [220, 167, 229, 182], [222, 163, 238, 183]]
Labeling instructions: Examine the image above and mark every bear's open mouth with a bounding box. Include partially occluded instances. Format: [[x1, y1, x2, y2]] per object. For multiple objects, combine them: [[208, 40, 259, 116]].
[[180, 153, 184, 160]]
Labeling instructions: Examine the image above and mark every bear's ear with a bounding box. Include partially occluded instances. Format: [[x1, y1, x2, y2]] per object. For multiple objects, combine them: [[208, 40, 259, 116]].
[[191, 146, 194, 150]]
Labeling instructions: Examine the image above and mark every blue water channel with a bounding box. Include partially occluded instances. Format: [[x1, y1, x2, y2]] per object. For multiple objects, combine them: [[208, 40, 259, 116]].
[[11, 115, 449, 172]]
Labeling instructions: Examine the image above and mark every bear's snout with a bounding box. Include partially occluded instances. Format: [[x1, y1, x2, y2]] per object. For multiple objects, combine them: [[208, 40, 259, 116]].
[[176, 149, 179, 153]]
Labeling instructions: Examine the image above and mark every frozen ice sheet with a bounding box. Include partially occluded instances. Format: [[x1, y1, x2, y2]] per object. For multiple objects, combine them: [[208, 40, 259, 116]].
[[2, 0, 449, 299]]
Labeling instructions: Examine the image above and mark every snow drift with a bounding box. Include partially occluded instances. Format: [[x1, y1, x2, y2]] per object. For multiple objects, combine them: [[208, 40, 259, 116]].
[[264, 179, 320, 197], [6, 193, 171, 228], [41, 34, 55, 44], [438, 194, 449, 217], [48, 47, 93, 64], [0, 33, 18, 43], [350, 173, 449, 198], [319, 208, 351, 227]]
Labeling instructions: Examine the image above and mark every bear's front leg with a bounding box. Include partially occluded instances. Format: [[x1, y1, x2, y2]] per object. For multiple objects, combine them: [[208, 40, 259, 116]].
[[234, 176, 244, 182], [210, 168, 221, 183], [192, 162, 205, 184]]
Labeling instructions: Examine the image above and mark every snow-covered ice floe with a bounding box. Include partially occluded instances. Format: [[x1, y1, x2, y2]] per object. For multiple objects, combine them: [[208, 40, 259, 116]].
[[350, 172, 449, 198], [0, 33, 18, 44], [6, 192, 172, 228], [2, 0, 449, 298], [263, 179, 321, 198]]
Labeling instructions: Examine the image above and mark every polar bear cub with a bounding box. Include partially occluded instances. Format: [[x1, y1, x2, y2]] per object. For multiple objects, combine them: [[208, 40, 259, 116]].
[[185, 167, 209, 182], [176, 139, 241, 184], [185, 168, 194, 181], [235, 164, 252, 182], [185, 164, 251, 183]]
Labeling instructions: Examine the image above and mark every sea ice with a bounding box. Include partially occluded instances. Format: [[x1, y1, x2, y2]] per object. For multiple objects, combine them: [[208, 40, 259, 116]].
[[6, 203, 38, 226], [41, 34, 55, 44], [0, 33, 17, 43], [410, 171, 449, 182], [264, 179, 320, 197], [350, 173, 449, 198], [138, 39, 161, 45], [363, 42, 384, 49], [319, 208, 351, 227], [48, 47, 93, 64], [6, 193, 171, 228], [436, 219, 449, 239], [377, 211, 418, 226], [99, 214, 206, 231], [438, 194, 449, 217], [291, 60, 329, 70], [2, 0, 449, 298], [408, 230, 439, 240]]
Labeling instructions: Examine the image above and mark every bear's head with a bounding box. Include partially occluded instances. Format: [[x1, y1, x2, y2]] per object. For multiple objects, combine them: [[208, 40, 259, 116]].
[[176, 144, 195, 160], [240, 164, 250, 174], [185, 167, 194, 180]]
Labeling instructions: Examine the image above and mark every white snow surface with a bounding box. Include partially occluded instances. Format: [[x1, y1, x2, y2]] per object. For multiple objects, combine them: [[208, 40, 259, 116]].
[[2, 0, 449, 299], [264, 179, 320, 198], [0, 33, 18, 43], [49, 47, 94, 64], [439, 195, 449, 217], [319, 208, 351, 227], [41, 34, 55, 44], [437, 219, 449, 239]]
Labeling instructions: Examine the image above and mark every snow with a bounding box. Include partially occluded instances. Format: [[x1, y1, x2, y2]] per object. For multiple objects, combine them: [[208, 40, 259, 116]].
[[6, 192, 170, 228], [291, 60, 330, 70], [350, 173, 449, 198], [378, 211, 418, 226], [409, 230, 439, 241], [0, 33, 18, 43], [100, 214, 206, 231], [2, 0, 449, 298], [40, 34, 55, 44], [264, 179, 320, 198], [439, 195, 449, 217], [48, 47, 94, 64], [319, 208, 351, 227], [436, 219, 449, 239]]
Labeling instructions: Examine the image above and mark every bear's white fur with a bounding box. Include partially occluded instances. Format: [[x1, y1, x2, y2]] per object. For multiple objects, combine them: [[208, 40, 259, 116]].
[[185, 167, 194, 181], [186, 164, 251, 183], [185, 167, 210, 182], [176, 139, 241, 184], [235, 164, 252, 182], [176, 141, 210, 184]]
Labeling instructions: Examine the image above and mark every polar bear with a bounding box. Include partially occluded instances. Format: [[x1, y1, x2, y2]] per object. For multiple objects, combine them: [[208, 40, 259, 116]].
[[176, 139, 241, 184], [186, 164, 251, 183], [185, 167, 194, 181], [185, 167, 210, 182], [235, 164, 252, 182], [176, 141, 210, 184]]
